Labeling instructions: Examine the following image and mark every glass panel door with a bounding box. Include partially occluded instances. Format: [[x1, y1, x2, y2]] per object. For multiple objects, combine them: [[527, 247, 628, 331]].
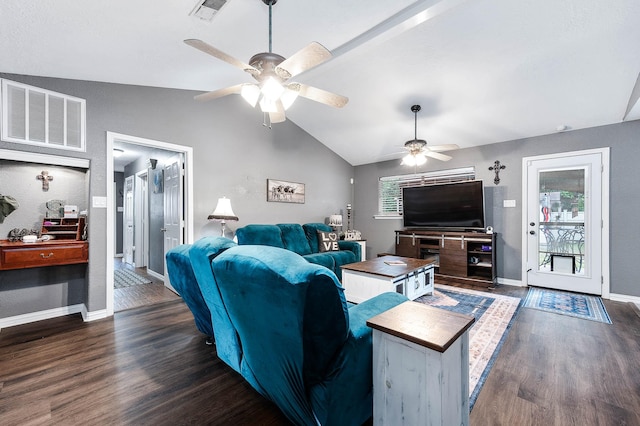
[[538, 169, 586, 275], [526, 152, 602, 295]]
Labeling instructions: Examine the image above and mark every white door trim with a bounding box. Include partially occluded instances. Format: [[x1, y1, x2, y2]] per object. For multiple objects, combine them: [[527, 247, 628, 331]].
[[134, 170, 148, 268], [521, 147, 610, 298], [106, 131, 194, 316]]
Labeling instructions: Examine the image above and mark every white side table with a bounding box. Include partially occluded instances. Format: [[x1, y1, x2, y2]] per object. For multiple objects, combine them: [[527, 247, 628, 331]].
[[341, 256, 435, 303], [367, 301, 475, 426]]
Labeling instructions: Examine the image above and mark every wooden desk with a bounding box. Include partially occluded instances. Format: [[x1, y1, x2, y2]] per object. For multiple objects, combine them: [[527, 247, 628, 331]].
[[367, 301, 475, 426], [0, 239, 88, 270]]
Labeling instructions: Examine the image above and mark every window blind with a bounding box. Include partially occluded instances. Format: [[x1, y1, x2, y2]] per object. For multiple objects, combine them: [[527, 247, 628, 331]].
[[377, 167, 476, 217]]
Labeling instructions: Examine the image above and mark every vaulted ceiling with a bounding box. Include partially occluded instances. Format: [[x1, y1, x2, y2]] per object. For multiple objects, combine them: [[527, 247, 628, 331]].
[[2, 0, 639, 166]]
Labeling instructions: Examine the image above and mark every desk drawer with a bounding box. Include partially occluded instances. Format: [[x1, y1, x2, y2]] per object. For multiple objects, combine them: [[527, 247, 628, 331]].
[[0, 243, 88, 270]]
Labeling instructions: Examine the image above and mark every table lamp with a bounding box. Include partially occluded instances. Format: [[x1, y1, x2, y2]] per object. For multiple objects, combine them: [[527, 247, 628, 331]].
[[208, 197, 239, 237]]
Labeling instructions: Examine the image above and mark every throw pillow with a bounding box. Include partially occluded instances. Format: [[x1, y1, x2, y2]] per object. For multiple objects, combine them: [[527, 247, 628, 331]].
[[317, 231, 340, 252]]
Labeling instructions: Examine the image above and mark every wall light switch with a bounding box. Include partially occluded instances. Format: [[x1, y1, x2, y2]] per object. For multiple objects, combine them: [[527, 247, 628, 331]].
[[92, 196, 107, 208], [503, 199, 516, 208]]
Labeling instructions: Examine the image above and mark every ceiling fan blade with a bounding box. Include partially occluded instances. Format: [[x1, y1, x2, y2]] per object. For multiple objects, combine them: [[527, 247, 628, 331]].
[[425, 151, 452, 161], [194, 84, 244, 102], [293, 83, 348, 108], [184, 39, 259, 75], [276, 42, 332, 79], [428, 144, 460, 152]]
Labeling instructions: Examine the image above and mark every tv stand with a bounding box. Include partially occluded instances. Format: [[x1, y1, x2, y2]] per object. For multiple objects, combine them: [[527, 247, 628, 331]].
[[395, 229, 497, 288]]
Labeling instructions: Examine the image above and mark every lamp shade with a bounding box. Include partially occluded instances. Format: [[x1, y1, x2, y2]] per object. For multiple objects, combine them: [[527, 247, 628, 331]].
[[208, 197, 238, 221], [329, 214, 343, 227]]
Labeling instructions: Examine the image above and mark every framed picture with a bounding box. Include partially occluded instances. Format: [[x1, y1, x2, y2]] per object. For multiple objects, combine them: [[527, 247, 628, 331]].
[[267, 179, 305, 204], [153, 169, 164, 193]]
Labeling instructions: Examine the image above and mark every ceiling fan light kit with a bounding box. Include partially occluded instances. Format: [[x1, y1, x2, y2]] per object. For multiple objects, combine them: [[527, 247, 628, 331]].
[[185, 0, 347, 126]]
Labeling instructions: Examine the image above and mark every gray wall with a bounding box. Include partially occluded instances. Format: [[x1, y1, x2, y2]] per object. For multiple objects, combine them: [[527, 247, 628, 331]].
[[0, 72, 354, 319], [0, 161, 89, 316], [354, 120, 640, 297], [2, 71, 638, 321]]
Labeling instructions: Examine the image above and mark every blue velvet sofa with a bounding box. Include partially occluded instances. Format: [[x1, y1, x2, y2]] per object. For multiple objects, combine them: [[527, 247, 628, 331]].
[[166, 237, 408, 425], [235, 223, 360, 280]]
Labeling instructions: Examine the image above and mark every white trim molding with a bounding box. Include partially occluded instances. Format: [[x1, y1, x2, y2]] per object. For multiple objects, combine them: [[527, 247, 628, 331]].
[[498, 277, 525, 287], [0, 304, 85, 331], [609, 293, 640, 306], [106, 131, 194, 317]]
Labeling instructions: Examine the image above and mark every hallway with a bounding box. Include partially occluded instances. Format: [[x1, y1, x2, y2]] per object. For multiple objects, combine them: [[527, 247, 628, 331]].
[[113, 258, 179, 312]]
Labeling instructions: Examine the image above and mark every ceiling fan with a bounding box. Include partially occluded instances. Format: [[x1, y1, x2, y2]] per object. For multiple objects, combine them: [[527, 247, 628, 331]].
[[400, 105, 459, 166], [184, 0, 348, 126]]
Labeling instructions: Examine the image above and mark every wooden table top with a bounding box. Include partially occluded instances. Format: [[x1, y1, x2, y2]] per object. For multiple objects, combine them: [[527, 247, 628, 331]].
[[367, 301, 475, 352], [341, 255, 436, 279]]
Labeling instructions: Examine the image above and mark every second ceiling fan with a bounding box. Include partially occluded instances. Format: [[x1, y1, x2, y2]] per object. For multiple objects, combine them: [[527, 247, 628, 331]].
[[185, 0, 348, 125], [401, 105, 459, 166]]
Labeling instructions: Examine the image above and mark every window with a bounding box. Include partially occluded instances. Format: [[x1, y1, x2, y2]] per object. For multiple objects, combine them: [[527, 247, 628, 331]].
[[376, 167, 476, 218], [1, 79, 86, 152]]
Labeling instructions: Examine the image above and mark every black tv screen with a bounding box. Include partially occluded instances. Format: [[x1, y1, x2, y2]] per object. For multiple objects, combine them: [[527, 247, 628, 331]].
[[402, 181, 485, 230]]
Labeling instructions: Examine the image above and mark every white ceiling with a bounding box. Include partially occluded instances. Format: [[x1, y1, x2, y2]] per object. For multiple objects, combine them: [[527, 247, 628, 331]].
[[2, 0, 639, 166]]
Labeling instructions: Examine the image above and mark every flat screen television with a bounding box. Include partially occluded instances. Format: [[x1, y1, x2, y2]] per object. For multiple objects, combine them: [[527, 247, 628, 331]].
[[402, 180, 485, 230]]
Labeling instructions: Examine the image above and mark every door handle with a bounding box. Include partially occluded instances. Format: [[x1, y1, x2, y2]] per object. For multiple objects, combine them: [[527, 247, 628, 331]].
[[160, 228, 167, 232]]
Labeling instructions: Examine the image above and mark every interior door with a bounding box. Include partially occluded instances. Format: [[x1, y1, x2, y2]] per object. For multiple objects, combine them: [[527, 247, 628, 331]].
[[525, 152, 603, 294], [123, 175, 135, 265], [162, 155, 183, 291]]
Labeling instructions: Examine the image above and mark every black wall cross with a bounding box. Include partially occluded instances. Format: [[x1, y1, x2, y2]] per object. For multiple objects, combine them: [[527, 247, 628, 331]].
[[488, 160, 506, 185]]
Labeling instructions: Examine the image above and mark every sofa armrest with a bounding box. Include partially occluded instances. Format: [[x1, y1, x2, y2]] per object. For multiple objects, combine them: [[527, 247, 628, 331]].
[[338, 240, 361, 261], [310, 292, 408, 425]]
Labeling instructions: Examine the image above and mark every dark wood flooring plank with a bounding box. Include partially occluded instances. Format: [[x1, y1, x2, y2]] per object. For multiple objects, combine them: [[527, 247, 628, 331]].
[[2, 282, 640, 426], [0, 300, 289, 426]]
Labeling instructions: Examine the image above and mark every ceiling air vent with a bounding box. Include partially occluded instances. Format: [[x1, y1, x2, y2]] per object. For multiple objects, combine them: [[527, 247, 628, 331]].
[[189, 0, 228, 22]]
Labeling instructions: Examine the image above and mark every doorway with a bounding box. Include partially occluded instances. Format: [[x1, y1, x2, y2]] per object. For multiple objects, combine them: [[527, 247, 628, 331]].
[[106, 132, 194, 316], [522, 148, 610, 296]]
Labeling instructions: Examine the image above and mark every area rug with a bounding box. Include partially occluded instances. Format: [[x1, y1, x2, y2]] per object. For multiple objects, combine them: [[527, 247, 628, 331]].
[[114, 269, 152, 289], [415, 284, 521, 410], [523, 287, 612, 324]]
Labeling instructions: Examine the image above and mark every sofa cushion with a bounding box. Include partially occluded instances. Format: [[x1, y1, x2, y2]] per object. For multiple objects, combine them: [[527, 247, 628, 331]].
[[188, 236, 242, 374], [303, 223, 333, 253], [166, 244, 213, 338], [211, 245, 349, 423], [303, 252, 336, 272], [317, 230, 340, 252], [277, 223, 312, 256], [235, 224, 284, 248]]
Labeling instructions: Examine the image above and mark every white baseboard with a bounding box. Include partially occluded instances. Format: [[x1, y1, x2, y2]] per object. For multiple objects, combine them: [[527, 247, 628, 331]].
[[82, 307, 109, 322], [0, 304, 85, 331], [498, 277, 525, 287], [0, 304, 111, 332], [609, 292, 640, 307], [146, 269, 164, 281]]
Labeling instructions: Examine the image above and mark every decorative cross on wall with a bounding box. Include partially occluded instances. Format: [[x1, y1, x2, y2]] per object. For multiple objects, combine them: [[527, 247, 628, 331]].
[[488, 160, 506, 185], [37, 170, 54, 191]]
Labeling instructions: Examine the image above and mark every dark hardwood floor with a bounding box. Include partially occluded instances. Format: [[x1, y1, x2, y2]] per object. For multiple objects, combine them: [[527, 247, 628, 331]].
[[113, 257, 179, 312], [1, 281, 639, 425]]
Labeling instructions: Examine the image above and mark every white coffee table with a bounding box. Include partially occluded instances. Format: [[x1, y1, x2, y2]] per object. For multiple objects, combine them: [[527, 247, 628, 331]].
[[341, 255, 435, 303]]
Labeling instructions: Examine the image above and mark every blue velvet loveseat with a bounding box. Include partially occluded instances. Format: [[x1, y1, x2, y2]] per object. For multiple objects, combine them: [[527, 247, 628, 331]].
[[166, 236, 408, 425], [235, 223, 360, 280]]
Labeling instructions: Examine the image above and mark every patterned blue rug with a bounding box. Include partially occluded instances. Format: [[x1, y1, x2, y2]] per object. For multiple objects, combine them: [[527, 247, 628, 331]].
[[523, 287, 612, 324], [416, 285, 522, 411]]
